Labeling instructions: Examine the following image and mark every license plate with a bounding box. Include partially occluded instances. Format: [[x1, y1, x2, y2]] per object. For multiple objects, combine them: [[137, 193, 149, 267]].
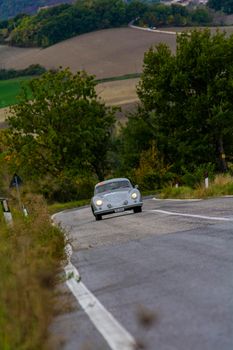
[[115, 208, 124, 213]]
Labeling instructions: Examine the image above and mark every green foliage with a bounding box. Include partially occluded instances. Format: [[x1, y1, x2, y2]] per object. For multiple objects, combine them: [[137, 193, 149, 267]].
[[0, 0, 213, 48], [48, 198, 90, 214], [116, 29, 233, 190], [4, 68, 116, 201], [35, 173, 96, 203], [180, 163, 215, 187], [116, 111, 154, 173], [208, 0, 233, 14], [0, 0, 74, 20], [7, 0, 128, 47], [160, 185, 194, 199], [136, 3, 212, 28], [0, 64, 46, 80], [137, 29, 233, 174], [160, 174, 233, 199]]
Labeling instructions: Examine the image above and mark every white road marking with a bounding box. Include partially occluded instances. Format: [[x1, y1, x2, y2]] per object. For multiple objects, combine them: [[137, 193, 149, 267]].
[[52, 214, 136, 350], [65, 263, 136, 350], [148, 209, 233, 221], [152, 197, 201, 201]]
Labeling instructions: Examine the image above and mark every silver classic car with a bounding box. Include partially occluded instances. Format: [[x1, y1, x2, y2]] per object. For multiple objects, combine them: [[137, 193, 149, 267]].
[[91, 178, 143, 220]]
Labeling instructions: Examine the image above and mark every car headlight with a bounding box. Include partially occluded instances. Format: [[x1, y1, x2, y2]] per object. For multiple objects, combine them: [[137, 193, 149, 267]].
[[131, 192, 138, 199], [95, 199, 103, 206]]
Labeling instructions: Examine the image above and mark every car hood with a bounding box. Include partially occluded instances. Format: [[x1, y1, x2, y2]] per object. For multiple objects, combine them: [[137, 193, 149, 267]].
[[99, 190, 130, 203]]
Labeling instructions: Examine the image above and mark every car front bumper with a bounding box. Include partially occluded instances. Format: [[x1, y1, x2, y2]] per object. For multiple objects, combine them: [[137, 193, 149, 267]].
[[93, 202, 143, 216]]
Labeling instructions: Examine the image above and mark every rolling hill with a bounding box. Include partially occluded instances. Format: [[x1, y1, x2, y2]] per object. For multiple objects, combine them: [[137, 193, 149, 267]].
[[1, 25, 233, 125], [0, 27, 177, 78], [0, 0, 74, 19]]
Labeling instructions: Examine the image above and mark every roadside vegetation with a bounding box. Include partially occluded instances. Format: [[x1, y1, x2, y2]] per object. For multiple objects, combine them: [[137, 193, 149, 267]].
[[0, 0, 214, 48], [0, 194, 65, 350], [160, 174, 233, 199], [1, 27, 233, 348], [208, 0, 233, 14]]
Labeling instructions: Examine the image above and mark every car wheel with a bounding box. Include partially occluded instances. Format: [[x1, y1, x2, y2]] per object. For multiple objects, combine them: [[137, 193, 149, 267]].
[[95, 214, 102, 221], [134, 206, 142, 213]]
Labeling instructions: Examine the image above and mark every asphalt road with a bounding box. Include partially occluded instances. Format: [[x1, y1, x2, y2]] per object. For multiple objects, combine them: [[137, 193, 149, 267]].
[[52, 197, 233, 350]]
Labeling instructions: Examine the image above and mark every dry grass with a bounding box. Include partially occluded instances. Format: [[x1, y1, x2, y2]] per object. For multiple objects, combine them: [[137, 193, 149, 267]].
[[0, 107, 9, 123], [0, 194, 66, 350], [212, 173, 233, 186], [96, 78, 139, 106], [160, 174, 233, 199]]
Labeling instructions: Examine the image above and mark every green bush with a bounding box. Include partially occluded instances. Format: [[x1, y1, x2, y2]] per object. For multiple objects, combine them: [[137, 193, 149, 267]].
[[31, 174, 96, 203], [160, 185, 194, 199], [0, 64, 46, 80], [181, 163, 215, 187]]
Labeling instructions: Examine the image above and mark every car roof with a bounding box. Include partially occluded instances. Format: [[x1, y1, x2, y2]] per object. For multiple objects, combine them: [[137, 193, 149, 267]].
[[95, 178, 131, 188]]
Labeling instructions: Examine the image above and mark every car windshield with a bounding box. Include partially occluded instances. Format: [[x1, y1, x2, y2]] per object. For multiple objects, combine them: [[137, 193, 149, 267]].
[[95, 180, 131, 194]]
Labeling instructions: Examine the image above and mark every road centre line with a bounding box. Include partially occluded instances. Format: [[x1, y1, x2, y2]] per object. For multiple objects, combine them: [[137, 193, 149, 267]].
[[148, 209, 233, 221], [51, 214, 136, 350]]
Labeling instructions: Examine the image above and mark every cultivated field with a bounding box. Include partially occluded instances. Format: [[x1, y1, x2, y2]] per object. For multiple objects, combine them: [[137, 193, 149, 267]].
[[1, 26, 233, 78], [0, 25, 233, 124], [0, 27, 177, 78], [0, 78, 140, 124]]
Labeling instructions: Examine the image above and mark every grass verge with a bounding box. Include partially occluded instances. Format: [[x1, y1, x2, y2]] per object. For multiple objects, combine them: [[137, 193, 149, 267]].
[[48, 199, 90, 215], [0, 194, 66, 350], [159, 174, 233, 199]]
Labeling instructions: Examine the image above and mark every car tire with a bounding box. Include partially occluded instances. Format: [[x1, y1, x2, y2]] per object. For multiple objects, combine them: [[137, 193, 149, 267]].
[[95, 214, 102, 221], [134, 206, 142, 213]]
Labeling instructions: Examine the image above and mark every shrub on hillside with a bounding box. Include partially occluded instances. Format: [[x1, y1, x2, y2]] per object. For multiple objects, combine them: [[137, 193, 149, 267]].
[[0, 64, 46, 80]]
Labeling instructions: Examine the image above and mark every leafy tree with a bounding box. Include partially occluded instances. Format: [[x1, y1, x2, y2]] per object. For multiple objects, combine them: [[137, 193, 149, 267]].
[[125, 0, 148, 22], [5, 68, 116, 182], [136, 29, 233, 173], [117, 110, 154, 174], [191, 8, 212, 25], [208, 0, 233, 14]]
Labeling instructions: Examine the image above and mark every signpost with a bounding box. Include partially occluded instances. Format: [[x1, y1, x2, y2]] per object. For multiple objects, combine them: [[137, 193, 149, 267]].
[[10, 173, 23, 212]]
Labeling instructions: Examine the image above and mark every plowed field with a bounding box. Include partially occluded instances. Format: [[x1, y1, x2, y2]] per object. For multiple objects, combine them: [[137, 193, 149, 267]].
[[1, 26, 233, 124]]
